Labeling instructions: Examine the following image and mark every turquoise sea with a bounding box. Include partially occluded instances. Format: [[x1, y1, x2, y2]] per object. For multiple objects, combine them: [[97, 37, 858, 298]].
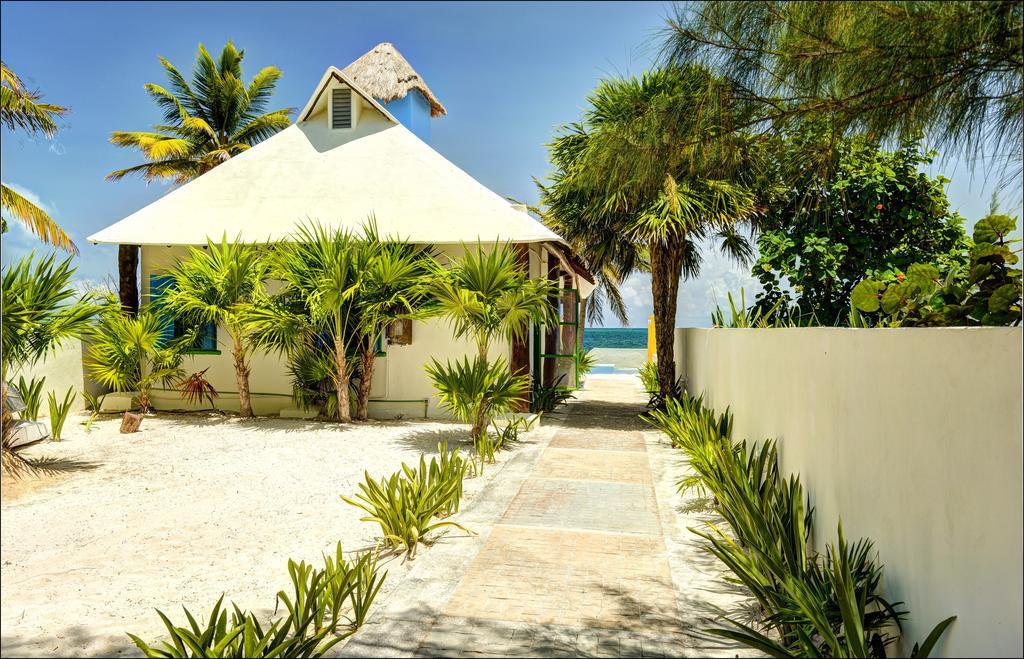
[[582, 327, 647, 350]]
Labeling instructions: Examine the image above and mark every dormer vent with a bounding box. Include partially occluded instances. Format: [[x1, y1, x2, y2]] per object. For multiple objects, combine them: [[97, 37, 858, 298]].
[[331, 88, 352, 129]]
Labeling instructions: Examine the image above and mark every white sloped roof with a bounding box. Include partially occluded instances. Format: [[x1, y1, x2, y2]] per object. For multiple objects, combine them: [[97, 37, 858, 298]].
[[89, 88, 560, 246]]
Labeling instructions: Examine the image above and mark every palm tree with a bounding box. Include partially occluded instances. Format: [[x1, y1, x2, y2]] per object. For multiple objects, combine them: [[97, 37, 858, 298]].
[[86, 308, 188, 414], [158, 235, 267, 417], [429, 242, 556, 360], [539, 66, 762, 401], [351, 229, 434, 421], [2, 254, 98, 473], [247, 221, 370, 422], [0, 62, 76, 253], [107, 41, 292, 314], [427, 242, 555, 441]]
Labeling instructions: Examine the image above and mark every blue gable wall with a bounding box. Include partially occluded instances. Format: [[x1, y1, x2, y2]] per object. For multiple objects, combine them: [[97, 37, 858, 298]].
[[380, 90, 432, 143]]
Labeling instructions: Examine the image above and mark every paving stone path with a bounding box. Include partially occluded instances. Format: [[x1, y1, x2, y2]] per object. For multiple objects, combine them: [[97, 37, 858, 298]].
[[342, 375, 751, 658]]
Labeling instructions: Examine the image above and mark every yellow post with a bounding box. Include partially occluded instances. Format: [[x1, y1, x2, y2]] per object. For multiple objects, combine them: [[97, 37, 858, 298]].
[[646, 315, 656, 363]]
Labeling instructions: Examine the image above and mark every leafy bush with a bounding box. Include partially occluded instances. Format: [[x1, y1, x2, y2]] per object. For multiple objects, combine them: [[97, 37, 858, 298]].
[[531, 374, 575, 413], [426, 355, 529, 442], [178, 368, 219, 410], [711, 289, 798, 328], [15, 375, 45, 421], [851, 212, 1022, 326], [342, 443, 473, 557], [46, 387, 76, 441], [638, 361, 659, 395], [574, 347, 598, 379], [646, 393, 956, 657]]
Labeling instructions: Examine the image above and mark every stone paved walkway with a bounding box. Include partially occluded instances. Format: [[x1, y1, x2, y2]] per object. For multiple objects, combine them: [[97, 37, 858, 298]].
[[341, 375, 753, 658]]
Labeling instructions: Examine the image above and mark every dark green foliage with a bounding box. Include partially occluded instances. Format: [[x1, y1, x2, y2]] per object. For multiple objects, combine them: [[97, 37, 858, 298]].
[[852, 213, 1022, 326], [752, 132, 971, 325], [646, 394, 956, 657], [47, 387, 76, 441], [664, 1, 1023, 177], [531, 375, 575, 414], [15, 376, 45, 421]]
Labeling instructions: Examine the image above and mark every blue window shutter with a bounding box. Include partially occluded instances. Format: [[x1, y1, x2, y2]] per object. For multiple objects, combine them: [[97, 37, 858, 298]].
[[200, 321, 217, 351], [149, 274, 175, 347]]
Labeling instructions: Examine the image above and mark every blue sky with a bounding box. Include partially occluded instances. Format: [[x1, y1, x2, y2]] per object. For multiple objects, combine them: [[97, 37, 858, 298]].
[[2, 1, 1020, 327]]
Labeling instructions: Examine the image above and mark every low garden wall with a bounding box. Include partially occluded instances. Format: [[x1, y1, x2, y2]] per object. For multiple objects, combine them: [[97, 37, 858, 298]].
[[675, 326, 1023, 658]]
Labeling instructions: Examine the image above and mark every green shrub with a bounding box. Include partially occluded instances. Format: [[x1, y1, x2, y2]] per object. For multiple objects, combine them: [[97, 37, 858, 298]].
[[80, 389, 106, 432], [46, 387, 76, 441], [342, 444, 473, 557], [851, 212, 1022, 327], [16, 376, 45, 421], [426, 355, 529, 443], [638, 361, 659, 395], [573, 347, 598, 379], [531, 374, 575, 413], [128, 543, 385, 658], [646, 393, 956, 657]]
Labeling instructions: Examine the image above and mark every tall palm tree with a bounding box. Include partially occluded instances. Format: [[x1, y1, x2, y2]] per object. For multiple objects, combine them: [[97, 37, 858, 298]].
[[246, 221, 370, 422], [107, 41, 293, 314], [158, 235, 267, 417], [540, 67, 762, 401], [0, 62, 76, 253], [351, 228, 434, 421]]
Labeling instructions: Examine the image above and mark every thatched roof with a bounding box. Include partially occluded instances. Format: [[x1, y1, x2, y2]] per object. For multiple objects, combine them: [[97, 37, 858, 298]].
[[342, 43, 446, 117]]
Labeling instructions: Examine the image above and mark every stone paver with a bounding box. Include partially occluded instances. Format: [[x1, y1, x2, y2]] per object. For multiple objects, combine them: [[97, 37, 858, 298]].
[[341, 375, 756, 658]]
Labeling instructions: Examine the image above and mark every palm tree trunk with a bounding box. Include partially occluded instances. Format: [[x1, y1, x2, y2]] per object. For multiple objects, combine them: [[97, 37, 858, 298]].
[[355, 342, 375, 421], [470, 404, 488, 444], [231, 336, 253, 418], [118, 245, 139, 316], [333, 336, 351, 422], [650, 239, 683, 401]]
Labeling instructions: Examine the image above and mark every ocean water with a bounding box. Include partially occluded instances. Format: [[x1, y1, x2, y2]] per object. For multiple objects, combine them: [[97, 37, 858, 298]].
[[582, 327, 647, 350]]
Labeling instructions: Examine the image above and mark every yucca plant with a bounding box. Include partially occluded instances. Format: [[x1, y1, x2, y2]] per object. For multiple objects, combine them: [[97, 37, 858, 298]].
[[573, 347, 598, 380], [15, 375, 45, 420], [426, 355, 529, 445], [638, 361, 659, 395], [342, 448, 474, 557], [46, 387, 76, 441], [531, 374, 575, 413], [80, 389, 106, 433]]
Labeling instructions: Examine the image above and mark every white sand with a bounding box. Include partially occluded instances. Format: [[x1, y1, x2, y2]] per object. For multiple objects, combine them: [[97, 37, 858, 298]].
[[0, 412, 516, 657]]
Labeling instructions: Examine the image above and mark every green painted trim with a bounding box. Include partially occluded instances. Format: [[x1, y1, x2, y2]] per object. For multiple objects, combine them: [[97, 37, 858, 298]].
[[540, 353, 576, 358], [184, 349, 222, 355]]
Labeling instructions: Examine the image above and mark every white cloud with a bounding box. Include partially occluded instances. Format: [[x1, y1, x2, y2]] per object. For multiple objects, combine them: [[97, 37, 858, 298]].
[[48, 141, 67, 156]]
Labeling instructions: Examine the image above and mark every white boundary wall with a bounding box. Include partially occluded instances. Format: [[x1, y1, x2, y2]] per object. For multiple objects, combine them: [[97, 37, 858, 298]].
[[675, 327, 1023, 658]]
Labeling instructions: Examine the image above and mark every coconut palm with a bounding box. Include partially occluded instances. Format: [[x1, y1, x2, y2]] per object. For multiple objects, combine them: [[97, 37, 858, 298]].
[[351, 229, 434, 421], [158, 235, 268, 417], [106, 41, 292, 314], [247, 221, 370, 422], [540, 66, 762, 401], [86, 308, 188, 413], [2, 254, 98, 473], [429, 242, 556, 360], [0, 62, 76, 253]]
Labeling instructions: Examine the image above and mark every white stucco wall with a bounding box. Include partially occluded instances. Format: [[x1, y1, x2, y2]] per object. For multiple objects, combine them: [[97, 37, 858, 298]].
[[675, 326, 1023, 658], [11, 338, 95, 416]]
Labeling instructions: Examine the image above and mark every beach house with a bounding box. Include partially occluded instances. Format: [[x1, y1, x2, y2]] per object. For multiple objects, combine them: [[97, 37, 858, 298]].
[[88, 43, 593, 418]]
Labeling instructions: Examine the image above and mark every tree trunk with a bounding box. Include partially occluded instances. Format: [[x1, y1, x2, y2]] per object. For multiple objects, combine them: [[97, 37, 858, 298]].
[[232, 336, 253, 418], [118, 244, 140, 316], [470, 404, 488, 445], [649, 240, 683, 402], [355, 343, 375, 421], [120, 411, 143, 433], [333, 337, 351, 422]]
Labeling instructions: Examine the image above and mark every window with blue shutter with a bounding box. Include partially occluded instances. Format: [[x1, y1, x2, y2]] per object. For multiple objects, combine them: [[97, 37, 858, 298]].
[[148, 273, 218, 352]]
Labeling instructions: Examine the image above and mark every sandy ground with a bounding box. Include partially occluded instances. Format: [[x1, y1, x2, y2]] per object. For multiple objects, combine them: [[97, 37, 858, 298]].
[[589, 348, 647, 369], [1, 411, 535, 657]]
